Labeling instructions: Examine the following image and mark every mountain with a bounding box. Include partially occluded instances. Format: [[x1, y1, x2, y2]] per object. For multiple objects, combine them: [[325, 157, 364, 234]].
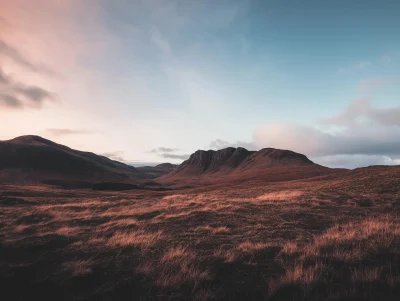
[[160, 147, 337, 186], [0, 135, 140, 184], [136, 163, 178, 179]]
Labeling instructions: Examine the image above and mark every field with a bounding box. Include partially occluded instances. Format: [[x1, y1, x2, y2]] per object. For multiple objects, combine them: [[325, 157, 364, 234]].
[[1, 176, 400, 301]]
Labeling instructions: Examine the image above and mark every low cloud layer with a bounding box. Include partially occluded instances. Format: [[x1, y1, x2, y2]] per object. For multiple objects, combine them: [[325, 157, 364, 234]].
[[209, 139, 255, 150], [149, 147, 180, 153], [160, 153, 190, 160], [148, 147, 189, 161]]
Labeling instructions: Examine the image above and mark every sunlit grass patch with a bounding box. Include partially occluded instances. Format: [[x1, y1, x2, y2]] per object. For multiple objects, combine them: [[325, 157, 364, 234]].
[[107, 230, 164, 249], [256, 190, 304, 202]]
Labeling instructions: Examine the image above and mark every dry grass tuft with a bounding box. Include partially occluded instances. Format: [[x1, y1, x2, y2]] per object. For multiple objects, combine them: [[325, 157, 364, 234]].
[[107, 230, 163, 249], [161, 246, 195, 263], [272, 216, 400, 298], [237, 241, 273, 253], [256, 190, 303, 202], [214, 248, 238, 263], [54, 226, 82, 237], [351, 267, 382, 282], [138, 245, 210, 288], [63, 259, 94, 276], [194, 225, 230, 234], [303, 217, 400, 261], [280, 241, 298, 255], [280, 261, 326, 286]]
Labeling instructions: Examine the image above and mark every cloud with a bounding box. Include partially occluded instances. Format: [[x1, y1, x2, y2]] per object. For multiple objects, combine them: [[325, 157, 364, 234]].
[[322, 79, 400, 126], [381, 55, 392, 64], [151, 29, 172, 56], [338, 61, 371, 73], [160, 153, 190, 160], [46, 128, 100, 137], [14, 85, 55, 103], [148, 146, 189, 160], [0, 67, 11, 84], [0, 66, 55, 108], [209, 139, 255, 150], [355, 61, 371, 69], [0, 93, 22, 108], [149, 147, 180, 153], [0, 40, 56, 76], [321, 97, 400, 126]]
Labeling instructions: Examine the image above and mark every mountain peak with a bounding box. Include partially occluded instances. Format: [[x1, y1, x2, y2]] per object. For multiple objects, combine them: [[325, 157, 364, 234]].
[[165, 146, 316, 180], [6, 135, 56, 146]]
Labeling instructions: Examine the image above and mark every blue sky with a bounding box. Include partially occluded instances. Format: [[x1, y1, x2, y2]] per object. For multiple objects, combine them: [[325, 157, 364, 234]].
[[0, 0, 399, 168]]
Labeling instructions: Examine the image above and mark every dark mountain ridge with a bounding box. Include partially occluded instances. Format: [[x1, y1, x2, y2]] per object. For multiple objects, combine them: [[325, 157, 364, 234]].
[[0, 135, 139, 184], [159, 146, 338, 187], [165, 147, 315, 177]]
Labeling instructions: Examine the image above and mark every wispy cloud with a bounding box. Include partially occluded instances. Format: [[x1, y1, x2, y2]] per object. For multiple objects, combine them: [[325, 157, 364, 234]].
[[338, 60, 371, 73], [0, 67, 56, 109], [0, 93, 21, 108], [148, 147, 180, 153], [151, 28, 172, 56], [209, 139, 255, 150], [160, 153, 190, 160], [322, 98, 400, 126], [0, 40, 57, 76], [148, 146, 188, 161], [381, 55, 392, 64], [0, 67, 11, 84], [46, 128, 101, 137], [321, 78, 400, 126]]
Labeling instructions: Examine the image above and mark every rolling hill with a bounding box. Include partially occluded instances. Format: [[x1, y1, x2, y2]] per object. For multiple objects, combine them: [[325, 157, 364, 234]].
[[0, 135, 140, 184]]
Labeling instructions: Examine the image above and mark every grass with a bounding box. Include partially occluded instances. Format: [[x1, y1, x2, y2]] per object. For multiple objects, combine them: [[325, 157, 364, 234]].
[[107, 230, 164, 249], [1, 180, 400, 300]]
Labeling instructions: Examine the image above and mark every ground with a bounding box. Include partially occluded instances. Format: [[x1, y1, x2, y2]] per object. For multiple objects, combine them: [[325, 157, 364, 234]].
[[1, 178, 400, 301]]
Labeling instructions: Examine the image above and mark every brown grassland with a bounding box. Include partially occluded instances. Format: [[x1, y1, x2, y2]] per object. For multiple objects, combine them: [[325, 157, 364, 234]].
[[1, 173, 400, 300]]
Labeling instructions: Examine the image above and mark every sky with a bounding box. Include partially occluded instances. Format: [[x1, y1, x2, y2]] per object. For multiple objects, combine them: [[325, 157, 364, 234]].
[[0, 0, 399, 168]]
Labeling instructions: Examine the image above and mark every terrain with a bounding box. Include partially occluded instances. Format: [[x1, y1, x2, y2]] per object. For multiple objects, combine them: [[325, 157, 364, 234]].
[[0, 136, 400, 300]]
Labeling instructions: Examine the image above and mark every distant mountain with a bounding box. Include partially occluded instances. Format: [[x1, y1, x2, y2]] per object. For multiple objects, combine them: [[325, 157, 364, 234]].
[[137, 163, 178, 179], [0, 135, 140, 184], [160, 147, 337, 185]]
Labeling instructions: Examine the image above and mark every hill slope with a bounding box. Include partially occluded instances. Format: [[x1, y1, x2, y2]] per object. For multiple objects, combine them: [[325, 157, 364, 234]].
[[0, 135, 140, 184]]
